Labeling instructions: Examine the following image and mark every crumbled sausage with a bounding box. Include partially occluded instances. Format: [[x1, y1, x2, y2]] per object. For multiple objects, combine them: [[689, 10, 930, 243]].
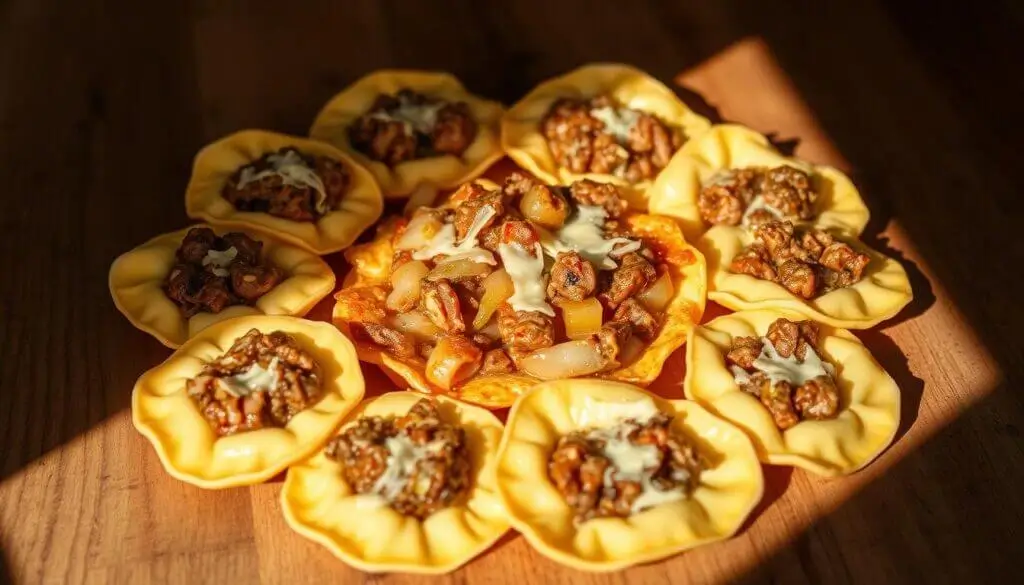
[[497, 305, 554, 359], [454, 191, 503, 240], [324, 398, 472, 519], [348, 89, 477, 165], [419, 279, 466, 333], [612, 298, 659, 340], [480, 348, 515, 374], [164, 228, 282, 317], [760, 379, 801, 430], [697, 168, 762, 226], [730, 220, 870, 299], [726, 336, 763, 369], [601, 252, 657, 308], [794, 376, 840, 420], [186, 329, 324, 436], [350, 322, 417, 359], [547, 252, 597, 302], [762, 166, 816, 220], [568, 179, 627, 218], [592, 321, 633, 368], [222, 148, 349, 222]]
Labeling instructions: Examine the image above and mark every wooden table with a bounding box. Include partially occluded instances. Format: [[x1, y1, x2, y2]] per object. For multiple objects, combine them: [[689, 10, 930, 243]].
[[2, 1, 1022, 583]]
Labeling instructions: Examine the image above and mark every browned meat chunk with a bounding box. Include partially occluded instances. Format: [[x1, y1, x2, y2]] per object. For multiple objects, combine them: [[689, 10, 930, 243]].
[[497, 305, 554, 360], [350, 322, 417, 359], [778, 259, 818, 299], [730, 244, 777, 281], [612, 298, 659, 340], [819, 242, 871, 287], [186, 329, 324, 436], [697, 168, 762, 226], [419, 279, 465, 333], [794, 377, 841, 420], [221, 148, 349, 222], [454, 190, 503, 240], [547, 252, 597, 302], [593, 321, 632, 368], [726, 336, 763, 369], [325, 398, 471, 519], [762, 166, 816, 220], [164, 228, 282, 317], [761, 380, 800, 430], [348, 89, 477, 166], [568, 179, 627, 218], [765, 318, 801, 358], [602, 252, 657, 308], [480, 348, 515, 374]]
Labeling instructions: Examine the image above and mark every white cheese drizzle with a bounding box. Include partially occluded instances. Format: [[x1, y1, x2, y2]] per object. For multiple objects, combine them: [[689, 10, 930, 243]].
[[590, 106, 641, 143], [218, 357, 280, 397], [541, 205, 640, 270], [237, 150, 329, 213], [730, 337, 836, 387], [740, 196, 785, 228], [411, 206, 496, 265], [497, 242, 554, 316], [201, 246, 238, 277], [370, 101, 445, 135], [371, 434, 447, 501]]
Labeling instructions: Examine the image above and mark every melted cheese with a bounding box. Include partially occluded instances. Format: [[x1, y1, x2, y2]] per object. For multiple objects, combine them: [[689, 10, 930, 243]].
[[237, 150, 329, 213], [371, 434, 446, 501], [590, 106, 641, 143], [411, 206, 496, 265], [497, 242, 554, 316], [201, 246, 238, 277], [585, 420, 688, 514], [740, 196, 784, 228], [371, 101, 445, 135], [218, 357, 280, 397], [541, 205, 640, 270], [731, 337, 836, 387]]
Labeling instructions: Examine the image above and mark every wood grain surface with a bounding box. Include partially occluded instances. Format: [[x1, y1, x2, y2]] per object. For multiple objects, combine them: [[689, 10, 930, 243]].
[[1, 1, 1022, 583]]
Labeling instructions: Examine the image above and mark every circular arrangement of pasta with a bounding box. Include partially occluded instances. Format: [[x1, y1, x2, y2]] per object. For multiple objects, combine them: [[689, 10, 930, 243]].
[[110, 64, 914, 575]]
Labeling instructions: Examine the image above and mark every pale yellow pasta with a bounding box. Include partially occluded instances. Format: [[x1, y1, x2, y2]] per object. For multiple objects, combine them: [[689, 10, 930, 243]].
[[132, 316, 365, 488], [684, 309, 901, 476], [698, 224, 912, 329], [502, 63, 712, 208], [648, 124, 870, 240], [281, 392, 509, 574], [185, 130, 383, 254], [109, 225, 335, 348], [496, 380, 763, 571], [309, 70, 505, 198]]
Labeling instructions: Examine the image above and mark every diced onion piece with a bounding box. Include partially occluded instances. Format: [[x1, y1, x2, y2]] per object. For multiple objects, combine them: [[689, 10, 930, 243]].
[[519, 340, 607, 380], [403, 184, 439, 216], [426, 258, 492, 281], [519, 185, 569, 229], [426, 335, 483, 389], [559, 297, 604, 340], [472, 269, 514, 331], [637, 271, 675, 312], [395, 212, 443, 250], [387, 260, 430, 311], [388, 311, 443, 341]]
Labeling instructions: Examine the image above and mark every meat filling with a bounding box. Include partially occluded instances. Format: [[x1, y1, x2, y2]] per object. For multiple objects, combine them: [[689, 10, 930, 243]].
[[324, 398, 472, 519], [726, 318, 840, 430], [698, 165, 818, 228], [334, 175, 674, 386], [222, 148, 349, 222], [348, 89, 477, 166], [548, 413, 703, 524], [541, 95, 684, 182], [186, 329, 324, 436], [164, 227, 282, 317], [730, 220, 870, 299]]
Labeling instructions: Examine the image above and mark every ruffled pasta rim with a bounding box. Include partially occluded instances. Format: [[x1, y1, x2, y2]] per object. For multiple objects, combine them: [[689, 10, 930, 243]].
[[309, 70, 505, 198], [132, 316, 365, 488], [501, 63, 712, 207], [697, 224, 912, 329], [184, 129, 384, 254], [109, 225, 336, 348], [280, 392, 509, 574], [332, 209, 707, 408], [648, 124, 870, 240], [684, 309, 901, 476], [495, 380, 763, 571]]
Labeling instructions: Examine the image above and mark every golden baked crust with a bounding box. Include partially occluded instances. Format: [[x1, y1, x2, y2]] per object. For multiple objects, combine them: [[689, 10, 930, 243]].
[[280, 392, 509, 574], [185, 130, 383, 254], [109, 225, 335, 348], [309, 70, 504, 198], [495, 380, 763, 571], [132, 316, 364, 488], [685, 309, 901, 475]]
